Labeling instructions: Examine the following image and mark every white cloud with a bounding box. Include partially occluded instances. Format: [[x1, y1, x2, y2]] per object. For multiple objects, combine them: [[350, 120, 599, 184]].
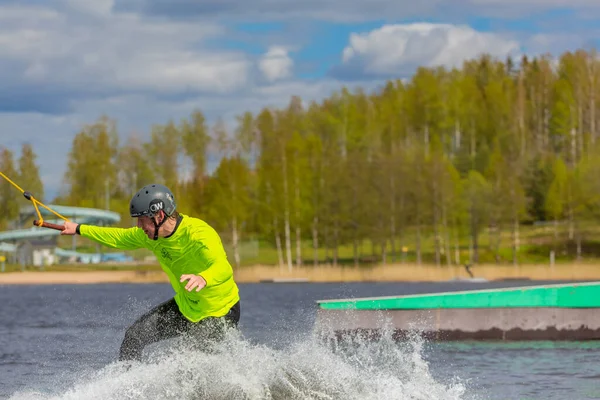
[[0, 4, 250, 100], [62, 0, 115, 16], [259, 46, 294, 82], [525, 33, 599, 56], [336, 23, 521, 78], [120, 0, 600, 23], [468, 0, 597, 6], [118, 0, 445, 23]]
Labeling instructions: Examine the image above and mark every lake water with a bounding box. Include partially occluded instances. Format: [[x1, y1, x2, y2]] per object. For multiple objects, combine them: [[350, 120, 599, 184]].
[[1, 280, 599, 399]]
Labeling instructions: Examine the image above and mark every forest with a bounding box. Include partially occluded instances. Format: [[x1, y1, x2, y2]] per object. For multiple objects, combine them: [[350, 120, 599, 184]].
[[2, 49, 600, 269]]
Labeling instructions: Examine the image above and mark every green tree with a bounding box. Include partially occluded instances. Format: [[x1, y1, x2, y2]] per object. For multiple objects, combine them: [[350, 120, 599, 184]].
[[45, 48, 600, 266], [118, 134, 156, 193], [0, 147, 20, 229], [17, 143, 44, 207], [545, 156, 569, 249], [203, 156, 252, 267], [426, 135, 461, 266], [64, 116, 119, 209], [181, 110, 210, 213], [145, 121, 181, 203], [463, 170, 491, 264]]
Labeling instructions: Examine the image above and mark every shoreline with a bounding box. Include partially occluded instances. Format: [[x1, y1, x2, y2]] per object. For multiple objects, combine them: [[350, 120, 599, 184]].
[[2, 263, 600, 285]]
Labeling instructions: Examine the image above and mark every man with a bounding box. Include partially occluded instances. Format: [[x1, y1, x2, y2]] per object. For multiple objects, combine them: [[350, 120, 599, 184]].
[[60, 183, 241, 362]]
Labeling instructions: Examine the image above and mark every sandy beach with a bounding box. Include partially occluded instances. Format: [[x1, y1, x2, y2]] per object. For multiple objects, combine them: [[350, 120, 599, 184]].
[[1, 262, 600, 284]]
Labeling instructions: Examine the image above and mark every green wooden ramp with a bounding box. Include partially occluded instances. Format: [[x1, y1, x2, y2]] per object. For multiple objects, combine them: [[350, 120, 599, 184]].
[[317, 281, 600, 310]]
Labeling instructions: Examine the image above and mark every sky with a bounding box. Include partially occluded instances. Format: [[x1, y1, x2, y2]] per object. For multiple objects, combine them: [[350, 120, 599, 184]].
[[2, 0, 600, 202]]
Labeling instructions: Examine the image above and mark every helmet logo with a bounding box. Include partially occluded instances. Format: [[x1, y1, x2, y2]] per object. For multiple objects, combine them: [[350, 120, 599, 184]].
[[149, 201, 164, 214]]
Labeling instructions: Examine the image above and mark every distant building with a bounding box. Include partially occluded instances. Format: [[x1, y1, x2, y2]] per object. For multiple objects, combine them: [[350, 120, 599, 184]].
[[16, 237, 58, 267]]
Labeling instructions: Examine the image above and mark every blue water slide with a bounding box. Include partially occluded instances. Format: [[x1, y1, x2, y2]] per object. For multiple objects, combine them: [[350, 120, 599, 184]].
[[0, 205, 133, 263], [0, 205, 121, 242]]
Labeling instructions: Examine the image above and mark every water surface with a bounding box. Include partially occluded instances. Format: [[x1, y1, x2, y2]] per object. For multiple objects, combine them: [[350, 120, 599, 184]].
[[1, 280, 599, 399]]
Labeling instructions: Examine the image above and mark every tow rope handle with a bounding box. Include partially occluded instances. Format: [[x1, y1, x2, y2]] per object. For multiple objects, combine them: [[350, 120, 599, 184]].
[[33, 220, 66, 231], [0, 171, 69, 231]]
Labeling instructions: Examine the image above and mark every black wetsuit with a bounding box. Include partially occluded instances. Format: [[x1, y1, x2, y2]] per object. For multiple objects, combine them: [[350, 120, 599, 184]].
[[119, 299, 241, 361]]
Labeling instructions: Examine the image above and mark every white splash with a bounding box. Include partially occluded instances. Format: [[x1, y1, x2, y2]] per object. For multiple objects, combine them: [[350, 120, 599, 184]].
[[8, 324, 473, 400]]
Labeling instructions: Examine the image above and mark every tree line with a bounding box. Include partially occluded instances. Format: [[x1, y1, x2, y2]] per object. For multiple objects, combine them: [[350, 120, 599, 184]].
[[2, 49, 600, 268]]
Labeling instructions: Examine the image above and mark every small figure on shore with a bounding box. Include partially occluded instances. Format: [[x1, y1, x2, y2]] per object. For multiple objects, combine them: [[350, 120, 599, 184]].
[[464, 263, 474, 278]]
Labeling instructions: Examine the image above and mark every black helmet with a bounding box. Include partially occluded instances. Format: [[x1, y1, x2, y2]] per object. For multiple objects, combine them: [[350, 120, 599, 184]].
[[130, 184, 177, 218]]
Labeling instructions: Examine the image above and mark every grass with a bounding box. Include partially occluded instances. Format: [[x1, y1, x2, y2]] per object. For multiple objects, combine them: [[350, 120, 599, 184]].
[[222, 222, 600, 268]]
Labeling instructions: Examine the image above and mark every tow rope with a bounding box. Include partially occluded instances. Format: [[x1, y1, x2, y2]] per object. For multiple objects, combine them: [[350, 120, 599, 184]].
[[0, 171, 68, 231]]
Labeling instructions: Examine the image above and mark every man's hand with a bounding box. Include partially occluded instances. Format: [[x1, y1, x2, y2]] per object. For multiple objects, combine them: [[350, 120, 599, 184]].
[[180, 274, 207, 292], [60, 221, 79, 235]]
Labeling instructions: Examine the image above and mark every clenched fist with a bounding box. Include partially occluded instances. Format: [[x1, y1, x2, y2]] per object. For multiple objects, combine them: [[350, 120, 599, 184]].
[[61, 221, 79, 235]]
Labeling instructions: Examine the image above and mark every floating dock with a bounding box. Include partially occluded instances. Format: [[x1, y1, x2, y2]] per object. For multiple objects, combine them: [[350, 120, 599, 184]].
[[315, 282, 600, 340]]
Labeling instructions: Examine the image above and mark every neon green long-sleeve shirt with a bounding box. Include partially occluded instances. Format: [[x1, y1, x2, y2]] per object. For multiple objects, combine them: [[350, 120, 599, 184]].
[[78, 214, 239, 323]]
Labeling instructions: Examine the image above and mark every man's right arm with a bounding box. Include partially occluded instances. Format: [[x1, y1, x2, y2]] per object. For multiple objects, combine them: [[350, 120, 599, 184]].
[[62, 221, 146, 250]]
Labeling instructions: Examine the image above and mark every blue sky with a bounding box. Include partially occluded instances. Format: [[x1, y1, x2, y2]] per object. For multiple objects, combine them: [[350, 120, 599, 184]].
[[1, 0, 600, 201]]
